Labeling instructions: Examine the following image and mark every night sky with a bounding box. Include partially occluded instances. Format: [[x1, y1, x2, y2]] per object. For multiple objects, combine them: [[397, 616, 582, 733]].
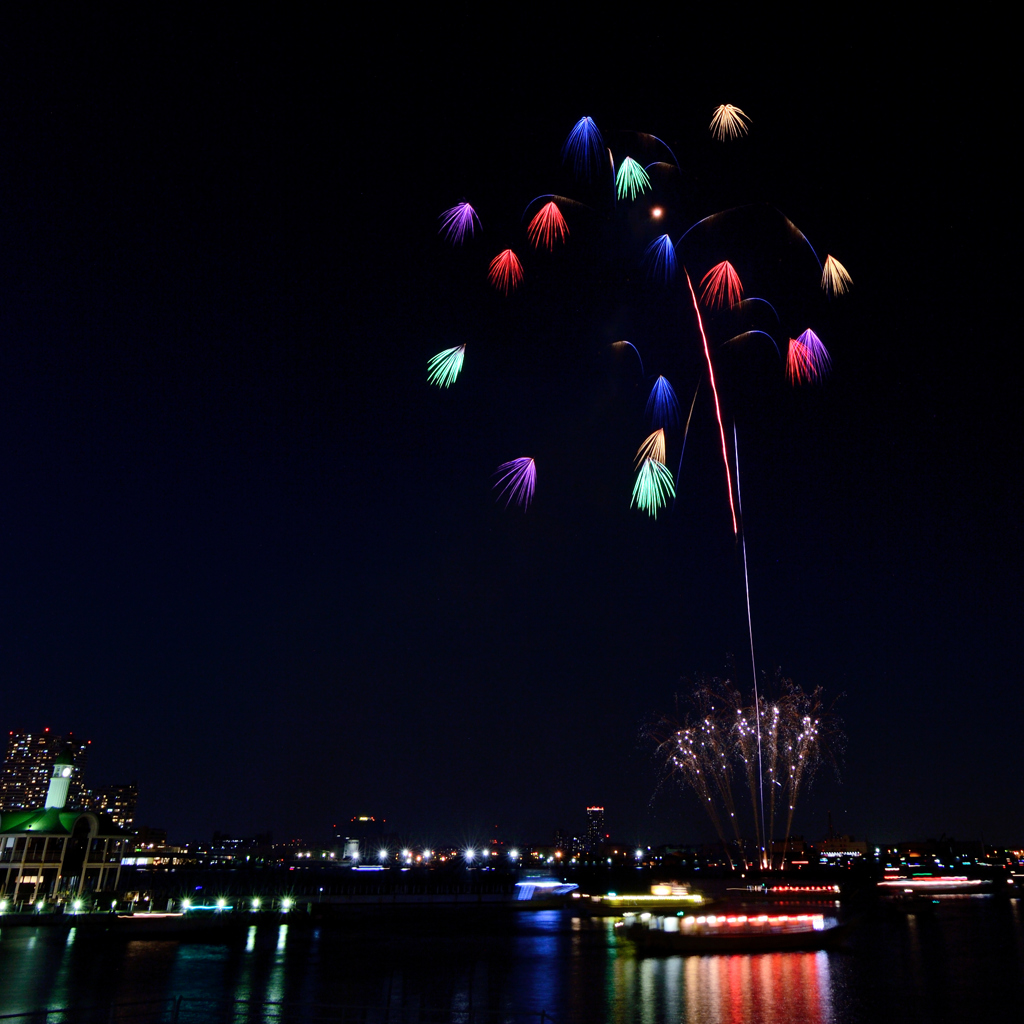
[[1, 14, 1018, 848]]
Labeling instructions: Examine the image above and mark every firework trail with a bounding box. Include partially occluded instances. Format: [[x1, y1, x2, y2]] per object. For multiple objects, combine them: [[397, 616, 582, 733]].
[[427, 345, 466, 388], [438, 202, 481, 245], [487, 249, 523, 294], [673, 382, 700, 504], [734, 424, 765, 867], [493, 457, 536, 510], [684, 269, 737, 534], [723, 331, 781, 360], [610, 340, 644, 377]]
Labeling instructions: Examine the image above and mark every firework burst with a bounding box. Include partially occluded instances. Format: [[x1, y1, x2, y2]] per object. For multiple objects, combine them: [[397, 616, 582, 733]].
[[700, 260, 744, 309], [615, 157, 651, 201], [632, 457, 675, 518], [438, 202, 481, 245], [526, 201, 569, 251], [786, 329, 831, 384], [487, 249, 523, 294], [821, 254, 853, 296], [642, 235, 677, 283], [709, 104, 751, 141], [426, 345, 465, 388], [561, 116, 604, 180], [646, 376, 679, 428], [493, 457, 536, 510]]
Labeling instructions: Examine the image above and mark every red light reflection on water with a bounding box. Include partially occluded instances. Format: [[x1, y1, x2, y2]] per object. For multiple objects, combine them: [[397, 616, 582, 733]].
[[683, 951, 831, 1023]]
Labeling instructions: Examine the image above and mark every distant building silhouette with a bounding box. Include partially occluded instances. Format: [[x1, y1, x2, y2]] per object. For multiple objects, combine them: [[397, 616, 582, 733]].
[[585, 806, 605, 854], [87, 783, 138, 831]]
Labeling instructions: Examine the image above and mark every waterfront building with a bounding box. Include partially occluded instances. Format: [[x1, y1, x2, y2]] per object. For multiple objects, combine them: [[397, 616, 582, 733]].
[[0, 748, 126, 903]]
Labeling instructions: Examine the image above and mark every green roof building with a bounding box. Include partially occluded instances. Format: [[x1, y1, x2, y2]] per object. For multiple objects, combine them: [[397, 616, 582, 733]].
[[0, 748, 126, 902]]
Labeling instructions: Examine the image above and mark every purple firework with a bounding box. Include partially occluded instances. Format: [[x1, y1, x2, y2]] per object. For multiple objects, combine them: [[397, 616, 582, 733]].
[[438, 202, 481, 245], [493, 457, 536, 510]]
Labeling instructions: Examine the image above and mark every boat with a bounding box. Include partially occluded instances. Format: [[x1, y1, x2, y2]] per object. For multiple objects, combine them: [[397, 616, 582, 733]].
[[618, 908, 854, 954]]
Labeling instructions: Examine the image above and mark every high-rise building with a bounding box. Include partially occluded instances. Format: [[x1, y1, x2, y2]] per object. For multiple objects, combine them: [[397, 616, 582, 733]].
[[585, 806, 605, 854], [0, 730, 91, 811], [89, 783, 138, 831]]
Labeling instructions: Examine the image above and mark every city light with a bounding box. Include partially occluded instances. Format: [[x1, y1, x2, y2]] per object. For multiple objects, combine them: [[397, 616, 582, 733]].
[[216, 898, 227, 910], [509, 849, 519, 860], [73, 899, 82, 911], [378, 849, 388, 861], [281, 898, 293, 911], [181, 899, 192, 911], [0, 900, 7, 913], [464, 849, 475, 861], [251, 898, 261, 910]]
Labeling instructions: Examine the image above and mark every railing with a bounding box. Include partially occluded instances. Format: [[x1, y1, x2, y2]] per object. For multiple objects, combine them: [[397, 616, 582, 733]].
[[0, 1000, 568, 1023]]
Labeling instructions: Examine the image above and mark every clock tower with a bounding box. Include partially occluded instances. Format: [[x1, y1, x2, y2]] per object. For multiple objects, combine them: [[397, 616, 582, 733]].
[[44, 750, 74, 810]]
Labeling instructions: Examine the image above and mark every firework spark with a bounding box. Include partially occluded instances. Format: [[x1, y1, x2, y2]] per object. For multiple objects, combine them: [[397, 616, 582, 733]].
[[561, 116, 604, 180], [700, 260, 744, 309], [632, 457, 675, 518], [709, 104, 751, 141], [438, 202, 481, 245], [646, 376, 679, 428], [786, 329, 831, 384], [426, 345, 465, 388], [493, 457, 536, 510], [821, 254, 853, 296], [642, 234, 677, 283], [635, 428, 666, 467], [526, 201, 569, 251], [487, 249, 523, 294], [615, 157, 651, 201]]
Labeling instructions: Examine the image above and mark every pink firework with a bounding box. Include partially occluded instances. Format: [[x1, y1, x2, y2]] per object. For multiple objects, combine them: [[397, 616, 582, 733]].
[[493, 457, 536, 510], [487, 249, 524, 294], [700, 260, 744, 309], [438, 202, 481, 245], [526, 201, 569, 251], [786, 329, 831, 384]]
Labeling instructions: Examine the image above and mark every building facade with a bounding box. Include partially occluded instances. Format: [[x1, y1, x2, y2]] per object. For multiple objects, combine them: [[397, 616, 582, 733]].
[[0, 750, 125, 902]]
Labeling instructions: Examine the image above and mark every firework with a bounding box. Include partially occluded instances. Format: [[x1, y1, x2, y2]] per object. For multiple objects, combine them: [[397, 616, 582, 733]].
[[526, 201, 569, 251], [438, 202, 481, 245], [615, 157, 651, 201], [487, 249, 523, 294], [821, 254, 853, 296], [426, 345, 465, 388], [785, 329, 831, 384], [635, 428, 666, 467], [642, 235, 677, 283], [561, 116, 604, 179], [700, 260, 744, 309], [610, 340, 645, 377], [685, 270, 737, 534], [646, 376, 679, 428], [709, 104, 751, 141], [493, 457, 536, 510], [651, 675, 842, 870], [631, 457, 675, 518]]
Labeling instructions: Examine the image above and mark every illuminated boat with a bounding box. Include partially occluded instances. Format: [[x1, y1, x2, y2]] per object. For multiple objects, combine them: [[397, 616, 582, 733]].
[[618, 909, 853, 954], [577, 883, 706, 917]]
